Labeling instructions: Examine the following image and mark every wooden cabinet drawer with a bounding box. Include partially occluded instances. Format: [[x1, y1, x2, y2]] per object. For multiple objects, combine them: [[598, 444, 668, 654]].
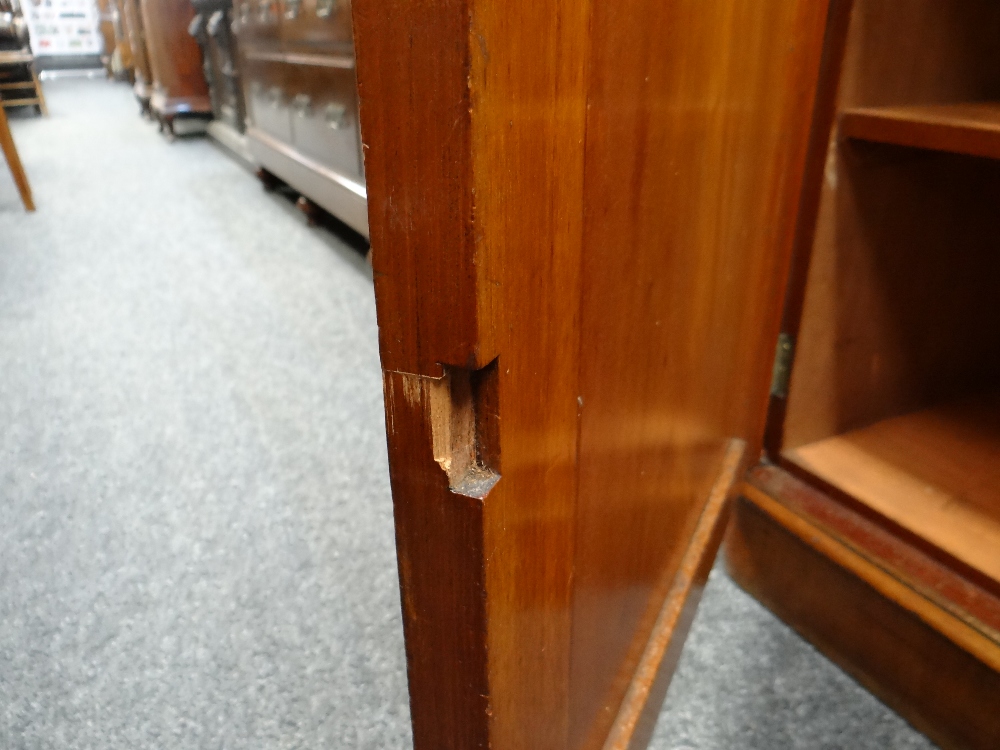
[[243, 59, 293, 144], [232, 0, 281, 51], [287, 63, 362, 179], [279, 0, 352, 54]]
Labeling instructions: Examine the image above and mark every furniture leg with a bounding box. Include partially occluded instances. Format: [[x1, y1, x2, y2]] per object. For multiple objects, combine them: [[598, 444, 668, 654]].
[[30, 64, 48, 116], [255, 167, 281, 192], [0, 105, 34, 211]]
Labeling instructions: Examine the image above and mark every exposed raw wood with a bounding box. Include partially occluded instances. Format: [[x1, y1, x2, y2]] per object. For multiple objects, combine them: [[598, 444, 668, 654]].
[[786, 391, 1000, 583], [842, 103, 1000, 160]]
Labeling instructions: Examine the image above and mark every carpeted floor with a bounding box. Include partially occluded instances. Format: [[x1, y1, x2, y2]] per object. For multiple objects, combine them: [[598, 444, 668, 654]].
[[0, 79, 935, 749]]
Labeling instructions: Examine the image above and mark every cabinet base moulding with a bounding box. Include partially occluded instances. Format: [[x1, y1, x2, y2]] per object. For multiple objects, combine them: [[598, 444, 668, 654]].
[[207, 119, 254, 168], [246, 125, 368, 238], [726, 467, 1000, 750]]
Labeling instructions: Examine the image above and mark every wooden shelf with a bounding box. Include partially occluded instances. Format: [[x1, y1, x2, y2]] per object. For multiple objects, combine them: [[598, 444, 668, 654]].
[[785, 391, 1000, 583], [841, 102, 1000, 160]]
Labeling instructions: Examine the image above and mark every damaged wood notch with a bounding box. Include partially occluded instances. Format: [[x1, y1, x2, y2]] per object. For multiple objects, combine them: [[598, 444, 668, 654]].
[[427, 359, 501, 499]]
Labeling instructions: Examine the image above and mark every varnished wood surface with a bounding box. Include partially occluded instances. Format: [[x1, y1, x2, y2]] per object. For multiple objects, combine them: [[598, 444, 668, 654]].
[[246, 126, 368, 236], [838, 0, 1000, 109], [782, 0, 1000, 452], [354, 0, 832, 747], [0, 59, 47, 116], [569, 3, 831, 746], [787, 390, 1000, 584], [750, 464, 1000, 634], [730, 469, 1000, 750], [778, 0, 1000, 450], [243, 49, 353, 68], [121, 0, 152, 91], [285, 64, 362, 178], [140, 0, 209, 109], [760, 0, 855, 458], [236, 0, 364, 227], [355, 0, 588, 745], [604, 441, 745, 750], [0, 104, 33, 212], [751, 3, 1000, 745], [842, 103, 1000, 161], [112, 0, 135, 72], [95, 0, 118, 70], [783, 143, 1000, 448], [233, 0, 280, 52]]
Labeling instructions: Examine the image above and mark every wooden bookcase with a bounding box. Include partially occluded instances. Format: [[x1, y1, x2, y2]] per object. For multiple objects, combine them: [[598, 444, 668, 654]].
[[735, 2, 1000, 748]]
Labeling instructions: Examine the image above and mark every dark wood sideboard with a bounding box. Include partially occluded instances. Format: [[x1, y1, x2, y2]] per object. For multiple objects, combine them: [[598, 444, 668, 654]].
[[120, 0, 153, 115], [233, 0, 366, 237], [189, 0, 247, 158], [140, 0, 211, 133]]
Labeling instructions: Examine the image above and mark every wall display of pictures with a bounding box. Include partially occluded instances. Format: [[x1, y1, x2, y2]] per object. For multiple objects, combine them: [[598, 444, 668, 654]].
[[24, 0, 102, 55]]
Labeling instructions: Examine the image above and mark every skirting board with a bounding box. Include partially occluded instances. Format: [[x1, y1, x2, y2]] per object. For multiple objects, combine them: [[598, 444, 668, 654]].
[[247, 126, 369, 238]]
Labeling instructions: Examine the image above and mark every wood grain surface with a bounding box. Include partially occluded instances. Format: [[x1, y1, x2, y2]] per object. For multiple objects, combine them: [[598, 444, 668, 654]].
[[842, 103, 1000, 160], [353, 1, 833, 747], [140, 0, 210, 106], [837, 0, 1000, 109], [121, 0, 152, 91], [354, 0, 587, 746], [0, 104, 33, 212], [780, 0, 1000, 452], [783, 142, 1000, 448], [774, 0, 1000, 452], [751, 3, 1000, 745], [730, 469, 1000, 750], [787, 390, 1000, 583], [570, 2, 832, 746]]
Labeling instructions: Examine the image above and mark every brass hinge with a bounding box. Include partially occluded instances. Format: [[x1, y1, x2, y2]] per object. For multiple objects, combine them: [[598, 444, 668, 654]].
[[769, 332, 795, 399]]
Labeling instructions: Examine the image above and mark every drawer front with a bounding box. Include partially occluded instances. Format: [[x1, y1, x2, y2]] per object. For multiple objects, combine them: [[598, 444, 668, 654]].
[[244, 60, 293, 144], [279, 0, 353, 54], [287, 64, 362, 180], [233, 0, 281, 51]]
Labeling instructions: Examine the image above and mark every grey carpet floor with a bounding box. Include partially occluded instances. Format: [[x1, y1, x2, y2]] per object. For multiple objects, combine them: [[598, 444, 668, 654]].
[[0, 79, 935, 749]]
